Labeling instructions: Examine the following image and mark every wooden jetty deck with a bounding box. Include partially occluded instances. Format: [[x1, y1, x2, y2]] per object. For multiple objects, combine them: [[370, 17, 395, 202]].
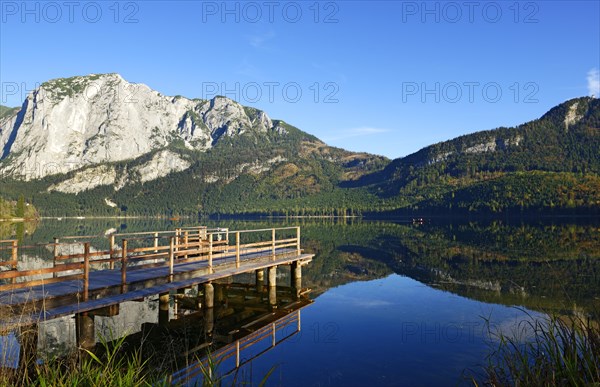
[[0, 226, 313, 328]]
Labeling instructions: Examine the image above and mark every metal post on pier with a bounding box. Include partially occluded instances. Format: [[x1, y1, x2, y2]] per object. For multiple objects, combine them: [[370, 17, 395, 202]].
[[296, 227, 301, 255], [11, 240, 18, 285], [208, 236, 213, 272], [83, 242, 90, 301], [153, 232, 159, 253], [235, 231, 240, 268], [183, 231, 189, 259], [169, 236, 175, 279], [121, 239, 128, 291], [109, 234, 115, 270], [271, 228, 276, 260], [53, 238, 59, 278]]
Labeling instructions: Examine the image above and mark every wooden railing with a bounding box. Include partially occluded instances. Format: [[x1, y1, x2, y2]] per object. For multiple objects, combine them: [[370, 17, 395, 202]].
[[0, 226, 302, 299]]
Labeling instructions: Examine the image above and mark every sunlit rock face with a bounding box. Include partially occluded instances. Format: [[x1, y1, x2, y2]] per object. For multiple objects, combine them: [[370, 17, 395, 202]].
[[0, 73, 276, 185]]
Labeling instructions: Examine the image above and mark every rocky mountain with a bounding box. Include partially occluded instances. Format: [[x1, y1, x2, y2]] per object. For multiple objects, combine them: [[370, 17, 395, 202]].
[[0, 74, 387, 215], [1, 74, 598, 216], [1, 74, 291, 181]]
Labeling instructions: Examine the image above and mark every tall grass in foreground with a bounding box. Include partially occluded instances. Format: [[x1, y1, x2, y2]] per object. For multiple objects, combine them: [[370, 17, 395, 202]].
[[476, 312, 600, 386], [0, 330, 275, 387], [0, 332, 168, 387]]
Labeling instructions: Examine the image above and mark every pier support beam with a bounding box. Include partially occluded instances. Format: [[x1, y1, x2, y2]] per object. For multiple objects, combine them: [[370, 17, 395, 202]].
[[204, 282, 215, 338], [215, 284, 224, 305], [159, 293, 170, 327], [268, 266, 277, 308], [175, 288, 187, 315], [268, 266, 277, 287], [204, 283, 214, 309], [204, 306, 214, 338], [269, 286, 277, 308], [291, 261, 302, 299], [255, 269, 264, 292], [75, 313, 95, 350]]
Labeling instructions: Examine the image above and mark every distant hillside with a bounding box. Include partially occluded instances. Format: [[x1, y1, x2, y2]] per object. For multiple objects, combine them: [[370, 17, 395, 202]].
[[361, 97, 600, 214], [0, 73, 598, 216], [0, 196, 38, 219]]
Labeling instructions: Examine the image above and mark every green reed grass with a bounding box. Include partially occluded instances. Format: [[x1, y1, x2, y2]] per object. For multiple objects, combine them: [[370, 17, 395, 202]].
[[475, 311, 600, 386], [0, 329, 167, 387], [1, 329, 276, 387]]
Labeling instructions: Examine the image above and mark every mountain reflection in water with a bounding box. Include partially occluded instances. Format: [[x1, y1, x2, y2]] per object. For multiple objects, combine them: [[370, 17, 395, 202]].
[[1, 217, 599, 385]]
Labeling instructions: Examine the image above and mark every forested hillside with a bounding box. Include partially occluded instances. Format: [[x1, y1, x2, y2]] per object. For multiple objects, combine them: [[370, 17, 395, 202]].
[[0, 196, 38, 219], [360, 96, 600, 214], [1, 77, 598, 218]]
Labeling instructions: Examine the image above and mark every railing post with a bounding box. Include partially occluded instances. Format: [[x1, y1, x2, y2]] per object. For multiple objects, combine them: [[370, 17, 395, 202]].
[[271, 228, 276, 260], [235, 231, 240, 268], [208, 235, 213, 272], [169, 236, 175, 278], [236, 340, 240, 368], [83, 242, 90, 301], [109, 234, 115, 270], [11, 240, 17, 285], [153, 232, 159, 253], [184, 231, 189, 259], [197, 228, 202, 255], [53, 238, 59, 278], [296, 227, 301, 255], [121, 239, 128, 289]]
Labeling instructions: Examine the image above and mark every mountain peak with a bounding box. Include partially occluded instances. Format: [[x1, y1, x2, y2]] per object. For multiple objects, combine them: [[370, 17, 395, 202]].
[[539, 96, 598, 131], [0, 73, 282, 180]]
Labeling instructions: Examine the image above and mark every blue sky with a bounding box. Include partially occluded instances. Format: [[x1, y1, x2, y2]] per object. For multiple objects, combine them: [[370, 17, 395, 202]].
[[1, 0, 599, 159]]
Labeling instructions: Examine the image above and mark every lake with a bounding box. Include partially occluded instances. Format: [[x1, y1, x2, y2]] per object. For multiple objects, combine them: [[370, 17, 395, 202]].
[[1, 217, 599, 386]]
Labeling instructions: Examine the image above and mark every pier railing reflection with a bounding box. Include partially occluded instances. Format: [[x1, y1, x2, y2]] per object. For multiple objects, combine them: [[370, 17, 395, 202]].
[[171, 307, 304, 385], [1, 282, 312, 384]]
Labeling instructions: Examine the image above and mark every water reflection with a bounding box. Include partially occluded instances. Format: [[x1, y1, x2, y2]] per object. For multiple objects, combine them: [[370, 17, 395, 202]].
[[0, 282, 311, 385], [2, 217, 599, 385], [4, 217, 599, 316]]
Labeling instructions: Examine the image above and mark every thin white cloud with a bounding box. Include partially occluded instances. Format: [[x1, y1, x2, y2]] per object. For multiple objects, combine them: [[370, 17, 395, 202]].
[[247, 31, 275, 49], [325, 127, 391, 141], [235, 57, 262, 78], [587, 68, 600, 96]]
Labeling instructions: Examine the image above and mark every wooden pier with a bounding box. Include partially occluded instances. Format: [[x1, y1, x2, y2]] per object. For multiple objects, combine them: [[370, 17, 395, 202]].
[[0, 226, 314, 329]]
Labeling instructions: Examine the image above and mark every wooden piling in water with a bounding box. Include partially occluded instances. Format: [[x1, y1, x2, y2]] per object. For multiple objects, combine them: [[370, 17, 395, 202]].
[[159, 292, 170, 326], [75, 313, 95, 350]]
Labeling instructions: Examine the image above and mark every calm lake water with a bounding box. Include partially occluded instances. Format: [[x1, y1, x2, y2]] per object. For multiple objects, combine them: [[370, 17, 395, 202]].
[[2, 217, 599, 386]]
